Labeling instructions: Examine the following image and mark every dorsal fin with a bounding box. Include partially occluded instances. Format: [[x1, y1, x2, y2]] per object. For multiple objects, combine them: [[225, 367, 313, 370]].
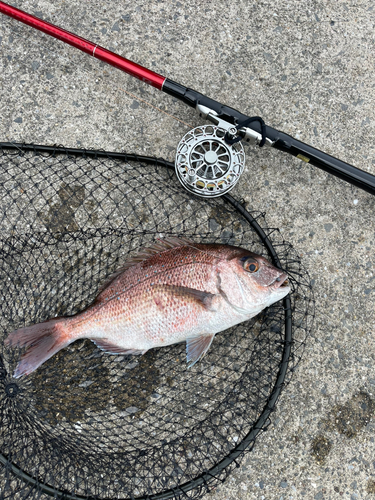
[[97, 236, 194, 294]]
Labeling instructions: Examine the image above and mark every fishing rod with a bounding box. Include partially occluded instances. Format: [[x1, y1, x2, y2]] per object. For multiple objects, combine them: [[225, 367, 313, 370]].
[[1, 1, 375, 199]]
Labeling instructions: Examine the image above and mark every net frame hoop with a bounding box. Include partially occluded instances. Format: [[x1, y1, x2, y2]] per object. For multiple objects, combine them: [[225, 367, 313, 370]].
[[0, 142, 292, 500]]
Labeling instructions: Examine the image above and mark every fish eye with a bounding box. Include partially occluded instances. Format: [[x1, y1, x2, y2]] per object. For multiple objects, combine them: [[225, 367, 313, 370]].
[[241, 257, 259, 273]]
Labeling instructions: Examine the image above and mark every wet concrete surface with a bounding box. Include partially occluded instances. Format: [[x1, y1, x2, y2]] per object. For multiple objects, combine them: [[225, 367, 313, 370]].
[[1, 0, 375, 499]]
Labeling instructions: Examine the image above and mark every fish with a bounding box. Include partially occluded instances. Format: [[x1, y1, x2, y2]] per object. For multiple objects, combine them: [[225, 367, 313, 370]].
[[5, 237, 290, 378]]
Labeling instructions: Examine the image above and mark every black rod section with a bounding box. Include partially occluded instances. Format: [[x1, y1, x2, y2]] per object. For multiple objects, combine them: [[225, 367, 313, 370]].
[[272, 133, 375, 196], [163, 79, 375, 196]]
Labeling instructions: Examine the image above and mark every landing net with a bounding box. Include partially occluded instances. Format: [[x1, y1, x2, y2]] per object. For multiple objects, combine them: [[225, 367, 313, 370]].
[[0, 143, 314, 499]]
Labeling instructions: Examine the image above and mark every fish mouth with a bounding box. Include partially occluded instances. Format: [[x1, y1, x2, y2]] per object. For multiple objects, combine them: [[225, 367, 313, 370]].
[[270, 272, 290, 291]]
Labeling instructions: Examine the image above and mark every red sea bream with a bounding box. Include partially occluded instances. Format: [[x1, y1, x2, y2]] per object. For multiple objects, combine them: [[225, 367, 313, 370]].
[[5, 237, 290, 377]]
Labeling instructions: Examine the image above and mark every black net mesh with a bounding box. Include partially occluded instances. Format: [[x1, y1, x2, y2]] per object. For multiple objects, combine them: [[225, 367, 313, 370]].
[[0, 143, 314, 500]]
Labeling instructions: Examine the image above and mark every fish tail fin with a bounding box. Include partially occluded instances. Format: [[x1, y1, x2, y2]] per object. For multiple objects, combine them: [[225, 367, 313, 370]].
[[4, 317, 70, 378]]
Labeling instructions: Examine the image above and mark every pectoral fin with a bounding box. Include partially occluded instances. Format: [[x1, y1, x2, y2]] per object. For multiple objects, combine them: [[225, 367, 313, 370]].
[[186, 334, 215, 368], [152, 285, 217, 312], [173, 286, 217, 311]]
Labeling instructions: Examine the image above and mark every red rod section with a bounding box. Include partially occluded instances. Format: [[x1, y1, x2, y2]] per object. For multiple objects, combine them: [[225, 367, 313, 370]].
[[0, 0, 166, 89]]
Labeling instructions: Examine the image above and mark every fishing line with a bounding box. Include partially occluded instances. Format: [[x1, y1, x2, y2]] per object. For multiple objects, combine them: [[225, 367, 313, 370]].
[[117, 87, 193, 128], [0, 1, 366, 499], [1, 17, 193, 132], [2, 0, 374, 198]]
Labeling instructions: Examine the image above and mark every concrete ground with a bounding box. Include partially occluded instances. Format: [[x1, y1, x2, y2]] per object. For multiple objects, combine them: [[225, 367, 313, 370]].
[[1, 1, 374, 499]]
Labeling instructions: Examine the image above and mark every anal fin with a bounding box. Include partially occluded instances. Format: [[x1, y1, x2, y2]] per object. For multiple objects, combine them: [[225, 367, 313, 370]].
[[186, 334, 215, 368], [91, 339, 147, 356]]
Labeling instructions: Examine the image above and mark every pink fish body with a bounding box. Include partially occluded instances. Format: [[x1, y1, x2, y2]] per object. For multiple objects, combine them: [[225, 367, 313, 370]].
[[5, 237, 290, 377]]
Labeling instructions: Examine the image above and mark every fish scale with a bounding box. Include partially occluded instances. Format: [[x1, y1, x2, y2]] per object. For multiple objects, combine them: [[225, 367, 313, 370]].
[[5, 237, 290, 377]]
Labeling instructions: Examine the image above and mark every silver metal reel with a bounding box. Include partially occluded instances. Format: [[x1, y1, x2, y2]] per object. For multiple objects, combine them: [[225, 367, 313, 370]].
[[175, 124, 245, 198]]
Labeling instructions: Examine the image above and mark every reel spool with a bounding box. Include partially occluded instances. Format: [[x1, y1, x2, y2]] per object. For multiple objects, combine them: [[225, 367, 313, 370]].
[[175, 124, 245, 198]]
